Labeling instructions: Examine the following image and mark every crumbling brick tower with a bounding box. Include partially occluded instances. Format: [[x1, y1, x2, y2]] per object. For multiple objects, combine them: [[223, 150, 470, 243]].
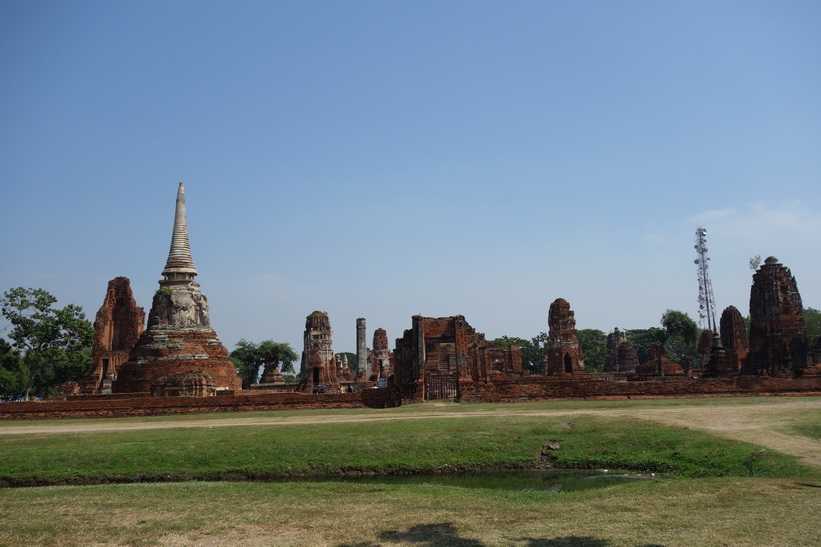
[[742, 256, 810, 377], [719, 305, 748, 373], [545, 298, 588, 376], [112, 183, 242, 395], [604, 328, 639, 373], [370, 328, 393, 380], [80, 277, 145, 394], [298, 311, 341, 392]]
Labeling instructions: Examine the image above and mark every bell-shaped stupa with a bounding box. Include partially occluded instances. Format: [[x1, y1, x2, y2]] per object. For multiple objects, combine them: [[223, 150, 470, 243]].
[[113, 183, 242, 395]]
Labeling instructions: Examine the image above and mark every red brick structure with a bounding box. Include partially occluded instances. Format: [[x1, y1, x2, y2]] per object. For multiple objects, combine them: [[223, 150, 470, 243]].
[[604, 328, 638, 373], [112, 184, 241, 395], [702, 332, 734, 378], [545, 298, 588, 376], [79, 277, 145, 394], [393, 315, 522, 399], [633, 343, 685, 379], [696, 329, 713, 370], [371, 328, 393, 380], [298, 311, 341, 393], [742, 256, 811, 377], [719, 305, 748, 373]]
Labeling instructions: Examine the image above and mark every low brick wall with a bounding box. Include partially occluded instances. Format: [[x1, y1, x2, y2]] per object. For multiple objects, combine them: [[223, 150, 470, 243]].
[[1, 376, 818, 420], [0, 388, 396, 420], [467, 375, 821, 402]]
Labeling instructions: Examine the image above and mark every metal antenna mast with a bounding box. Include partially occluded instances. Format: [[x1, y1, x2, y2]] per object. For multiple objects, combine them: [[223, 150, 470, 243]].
[[694, 227, 717, 331]]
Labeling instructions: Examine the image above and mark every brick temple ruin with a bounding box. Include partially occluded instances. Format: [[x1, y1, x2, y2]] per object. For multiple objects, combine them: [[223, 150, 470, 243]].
[[297, 311, 341, 393], [742, 257, 812, 377], [545, 298, 589, 376], [112, 183, 242, 395], [77, 276, 145, 394]]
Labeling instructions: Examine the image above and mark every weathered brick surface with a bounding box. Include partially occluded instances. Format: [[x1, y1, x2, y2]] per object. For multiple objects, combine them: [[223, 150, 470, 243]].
[[720, 305, 748, 373], [545, 299, 588, 376], [743, 257, 811, 377], [0, 389, 397, 420], [79, 277, 145, 394]]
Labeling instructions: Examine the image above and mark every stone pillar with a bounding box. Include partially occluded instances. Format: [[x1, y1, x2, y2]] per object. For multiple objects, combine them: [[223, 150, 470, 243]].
[[356, 318, 367, 380]]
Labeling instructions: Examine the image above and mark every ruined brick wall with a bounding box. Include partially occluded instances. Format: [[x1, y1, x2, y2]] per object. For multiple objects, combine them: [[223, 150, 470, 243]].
[[0, 389, 397, 420], [370, 328, 394, 380], [743, 256, 810, 377], [720, 305, 748, 373], [605, 329, 638, 373], [81, 277, 145, 394], [696, 329, 713, 370], [545, 299, 588, 376], [633, 343, 685, 378], [393, 315, 521, 396]]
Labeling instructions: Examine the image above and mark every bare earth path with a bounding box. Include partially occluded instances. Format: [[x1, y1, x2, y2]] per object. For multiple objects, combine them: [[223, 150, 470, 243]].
[[3, 399, 820, 467]]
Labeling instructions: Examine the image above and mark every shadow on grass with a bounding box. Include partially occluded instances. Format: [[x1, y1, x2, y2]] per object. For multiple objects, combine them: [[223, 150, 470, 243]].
[[337, 522, 642, 546]]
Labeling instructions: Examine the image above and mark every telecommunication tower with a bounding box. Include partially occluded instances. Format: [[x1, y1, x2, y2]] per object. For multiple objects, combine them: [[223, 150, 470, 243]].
[[694, 227, 717, 331]]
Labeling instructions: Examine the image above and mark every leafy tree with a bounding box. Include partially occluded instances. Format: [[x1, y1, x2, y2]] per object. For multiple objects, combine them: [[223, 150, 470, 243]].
[[0, 338, 27, 400], [492, 333, 548, 374], [625, 329, 656, 363], [577, 329, 607, 372], [230, 339, 298, 389], [749, 255, 762, 271], [804, 307, 821, 341], [645, 310, 700, 364], [1, 287, 93, 400]]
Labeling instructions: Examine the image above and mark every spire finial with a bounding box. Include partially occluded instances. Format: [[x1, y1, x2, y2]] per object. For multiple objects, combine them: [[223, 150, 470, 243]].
[[161, 182, 198, 284]]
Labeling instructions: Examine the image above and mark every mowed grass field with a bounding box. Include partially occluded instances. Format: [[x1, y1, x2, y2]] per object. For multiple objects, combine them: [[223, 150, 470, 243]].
[[1, 396, 819, 546]]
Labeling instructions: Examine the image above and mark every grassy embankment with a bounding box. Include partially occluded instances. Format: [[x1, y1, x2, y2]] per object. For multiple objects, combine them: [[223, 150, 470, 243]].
[[1, 397, 819, 545]]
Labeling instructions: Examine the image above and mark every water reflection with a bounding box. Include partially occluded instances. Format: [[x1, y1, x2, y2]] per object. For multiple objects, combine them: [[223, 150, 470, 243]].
[[301, 470, 652, 493]]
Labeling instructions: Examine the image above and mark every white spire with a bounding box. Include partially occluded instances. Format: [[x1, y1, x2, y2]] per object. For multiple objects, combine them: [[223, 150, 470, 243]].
[[161, 182, 198, 282]]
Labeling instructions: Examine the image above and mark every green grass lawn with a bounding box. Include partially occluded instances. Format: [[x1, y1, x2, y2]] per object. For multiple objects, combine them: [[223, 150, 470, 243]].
[[1, 396, 819, 545]]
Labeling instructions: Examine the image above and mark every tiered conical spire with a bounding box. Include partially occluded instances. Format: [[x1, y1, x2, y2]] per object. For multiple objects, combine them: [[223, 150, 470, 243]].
[[161, 182, 198, 282]]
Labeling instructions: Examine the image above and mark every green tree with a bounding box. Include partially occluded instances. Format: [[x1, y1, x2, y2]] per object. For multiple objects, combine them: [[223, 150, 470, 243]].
[[577, 329, 607, 372], [804, 307, 821, 341], [0, 338, 27, 400], [230, 339, 298, 389], [625, 328, 656, 363], [650, 310, 700, 364], [1, 287, 93, 400], [492, 333, 548, 374]]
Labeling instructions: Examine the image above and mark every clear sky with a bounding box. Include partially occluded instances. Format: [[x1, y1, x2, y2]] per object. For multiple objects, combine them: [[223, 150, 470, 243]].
[[1, 1, 819, 355]]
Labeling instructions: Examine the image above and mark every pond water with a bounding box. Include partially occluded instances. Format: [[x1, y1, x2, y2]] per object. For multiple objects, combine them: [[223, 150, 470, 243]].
[[300, 470, 652, 493]]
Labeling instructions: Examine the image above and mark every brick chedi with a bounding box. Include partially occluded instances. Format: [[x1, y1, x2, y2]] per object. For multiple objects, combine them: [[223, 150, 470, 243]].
[[298, 311, 341, 392], [742, 256, 811, 377], [701, 332, 733, 378], [545, 298, 588, 376], [719, 305, 748, 373], [370, 328, 393, 380], [112, 183, 242, 395], [633, 343, 685, 378], [696, 329, 713, 370], [605, 328, 639, 373], [80, 277, 145, 394]]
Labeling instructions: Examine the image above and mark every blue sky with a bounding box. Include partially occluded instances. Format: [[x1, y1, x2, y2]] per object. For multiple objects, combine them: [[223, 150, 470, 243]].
[[2, 1, 819, 354]]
